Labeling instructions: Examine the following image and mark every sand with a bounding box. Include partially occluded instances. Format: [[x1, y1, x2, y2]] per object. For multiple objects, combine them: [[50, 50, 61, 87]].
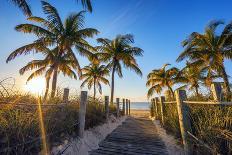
[[130, 109, 150, 117]]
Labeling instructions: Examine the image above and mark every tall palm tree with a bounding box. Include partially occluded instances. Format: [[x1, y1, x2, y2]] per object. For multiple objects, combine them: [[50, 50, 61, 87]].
[[177, 62, 209, 97], [177, 20, 232, 97], [146, 64, 179, 98], [96, 34, 143, 103], [80, 64, 110, 99], [17, 47, 78, 99], [6, 1, 98, 97]]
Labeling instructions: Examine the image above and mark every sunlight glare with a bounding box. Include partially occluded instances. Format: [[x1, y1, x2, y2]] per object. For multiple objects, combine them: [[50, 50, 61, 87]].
[[24, 77, 46, 95]]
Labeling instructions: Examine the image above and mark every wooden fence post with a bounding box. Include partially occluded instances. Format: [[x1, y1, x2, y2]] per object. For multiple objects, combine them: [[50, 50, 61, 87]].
[[126, 99, 128, 115], [159, 96, 165, 125], [211, 82, 223, 101], [78, 91, 87, 138], [151, 98, 155, 117], [129, 100, 131, 115], [105, 96, 109, 121], [122, 98, 125, 115], [116, 98, 120, 117], [63, 88, 69, 103], [175, 90, 192, 155], [155, 97, 159, 119]]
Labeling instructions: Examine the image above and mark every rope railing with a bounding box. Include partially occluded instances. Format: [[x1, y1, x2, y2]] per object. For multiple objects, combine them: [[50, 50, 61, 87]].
[[184, 100, 232, 105]]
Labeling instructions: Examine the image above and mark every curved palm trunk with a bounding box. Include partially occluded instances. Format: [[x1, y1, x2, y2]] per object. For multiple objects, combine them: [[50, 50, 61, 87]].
[[110, 66, 116, 104], [51, 68, 58, 98], [221, 65, 231, 96], [43, 77, 50, 101], [93, 78, 96, 100], [167, 85, 175, 98]]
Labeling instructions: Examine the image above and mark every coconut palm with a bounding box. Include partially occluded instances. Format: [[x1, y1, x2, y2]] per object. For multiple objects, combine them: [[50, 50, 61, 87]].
[[6, 1, 98, 97], [177, 62, 210, 97], [177, 20, 232, 97], [77, 0, 92, 12], [80, 64, 110, 99], [9, 0, 32, 17], [146, 64, 179, 98], [7, 0, 93, 17], [96, 34, 143, 103], [19, 47, 78, 99]]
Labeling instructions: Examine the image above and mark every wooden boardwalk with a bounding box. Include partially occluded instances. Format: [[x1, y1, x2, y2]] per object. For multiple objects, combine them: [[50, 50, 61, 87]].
[[90, 116, 168, 155]]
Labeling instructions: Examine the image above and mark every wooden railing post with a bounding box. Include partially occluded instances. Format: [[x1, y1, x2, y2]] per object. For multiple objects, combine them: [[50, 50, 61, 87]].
[[78, 91, 87, 138], [126, 99, 128, 115], [154, 97, 159, 119], [159, 96, 165, 125], [175, 90, 192, 155], [211, 82, 223, 101], [122, 98, 125, 115], [116, 98, 120, 117], [63, 88, 69, 103], [105, 96, 109, 121], [129, 100, 131, 115]]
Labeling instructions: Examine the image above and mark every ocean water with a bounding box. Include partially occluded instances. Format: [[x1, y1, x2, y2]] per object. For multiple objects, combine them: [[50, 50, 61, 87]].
[[130, 102, 150, 110]]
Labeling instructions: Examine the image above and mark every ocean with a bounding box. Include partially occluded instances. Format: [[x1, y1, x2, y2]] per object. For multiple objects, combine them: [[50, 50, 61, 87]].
[[130, 102, 150, 110]]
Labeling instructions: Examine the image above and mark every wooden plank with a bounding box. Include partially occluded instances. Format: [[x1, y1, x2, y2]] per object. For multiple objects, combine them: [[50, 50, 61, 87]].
[[90, 117, 168, 155]]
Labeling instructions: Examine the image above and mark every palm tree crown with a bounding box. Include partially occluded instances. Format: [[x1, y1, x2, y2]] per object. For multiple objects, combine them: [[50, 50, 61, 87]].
[[20, 47, 78, 99], [6, 1, 98, 97], [96, 34, 143, 103], [80, 64, 110, 99], [146, 64, 179, 98], [177, 62, 210, 96], [177, 20, 232, 96]]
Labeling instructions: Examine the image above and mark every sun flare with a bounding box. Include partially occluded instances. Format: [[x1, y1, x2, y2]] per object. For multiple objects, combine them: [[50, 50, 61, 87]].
[[24, 77, 46, 95]]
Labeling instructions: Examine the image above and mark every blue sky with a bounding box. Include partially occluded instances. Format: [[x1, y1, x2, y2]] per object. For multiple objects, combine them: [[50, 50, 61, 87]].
[[0, 0, 232, 101]]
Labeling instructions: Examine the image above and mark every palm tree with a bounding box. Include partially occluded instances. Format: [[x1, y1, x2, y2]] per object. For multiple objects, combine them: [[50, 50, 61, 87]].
[[77, 0, 92, 12], [146, 64, 179, 98], [80, 64, 110, 99], [9, 0, 32, 17], [7, 0, 93, 17], [17, 47, 78, 99], [6, 1, 98, 97], [177, 20, 232, 97], [96, 34, 143, 103], [177, 62, 209, 97]]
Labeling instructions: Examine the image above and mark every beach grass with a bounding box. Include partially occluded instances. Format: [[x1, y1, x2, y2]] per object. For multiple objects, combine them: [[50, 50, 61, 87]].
[[0, 93, 117, 154]]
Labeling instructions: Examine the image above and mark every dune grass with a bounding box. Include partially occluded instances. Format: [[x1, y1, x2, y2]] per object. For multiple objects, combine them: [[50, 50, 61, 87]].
[[151, 94, 232, 154], [0, 93, 117, 154]]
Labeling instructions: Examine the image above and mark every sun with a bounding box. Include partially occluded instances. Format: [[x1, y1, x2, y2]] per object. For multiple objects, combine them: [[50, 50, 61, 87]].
[[24, 77, 46, 95]]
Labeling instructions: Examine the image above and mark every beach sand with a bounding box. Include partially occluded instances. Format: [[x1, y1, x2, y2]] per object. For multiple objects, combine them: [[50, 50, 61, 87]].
[[130, 109, 150, 118]]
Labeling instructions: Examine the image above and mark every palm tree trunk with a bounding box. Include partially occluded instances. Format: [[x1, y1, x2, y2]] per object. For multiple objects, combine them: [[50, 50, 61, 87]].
[[221, 64, 231, 96], [195, 85, 199, 97], [93, 78, 96, 100], [43, 77, 50, 101], [110, 65, 116, 104], [167, 85, 174, 98], [51, 68, 58, 98]]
